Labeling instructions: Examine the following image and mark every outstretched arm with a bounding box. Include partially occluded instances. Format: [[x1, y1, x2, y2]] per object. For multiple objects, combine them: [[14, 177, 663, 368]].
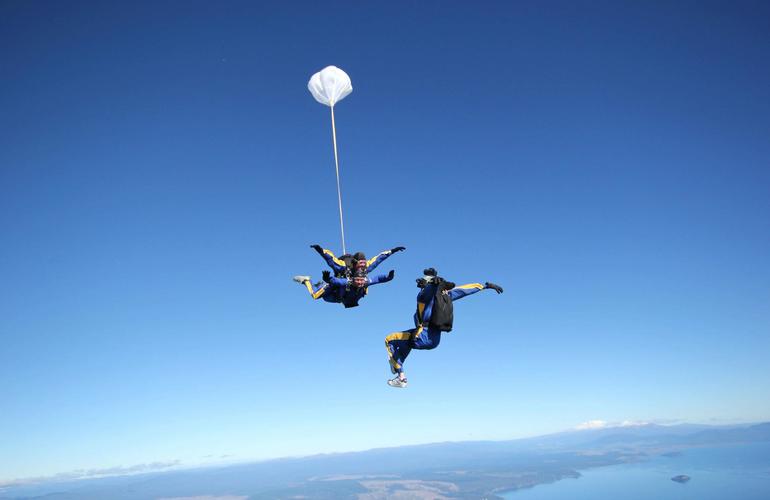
[[311, 244, 346, 274], [367, 270, 395, 287], [328, 276, 349, 288], [449, 282, 504, 301], [448, 283, 486, 301], [366, 246, 405, 272]]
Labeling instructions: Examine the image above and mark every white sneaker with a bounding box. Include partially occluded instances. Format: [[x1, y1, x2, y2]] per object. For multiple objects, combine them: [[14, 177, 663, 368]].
[[293, 275, 311, 284], [387, 376, 408, 388]]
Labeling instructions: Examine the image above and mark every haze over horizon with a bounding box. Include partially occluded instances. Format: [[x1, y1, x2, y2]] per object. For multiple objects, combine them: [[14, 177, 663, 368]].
[[2, 0, 769, 483], [2, 420, 769, 499], [2, 420, 768, 487]]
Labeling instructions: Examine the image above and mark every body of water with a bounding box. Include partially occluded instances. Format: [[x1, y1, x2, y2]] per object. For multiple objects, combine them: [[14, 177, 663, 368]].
[[504, 442, 770, 499]]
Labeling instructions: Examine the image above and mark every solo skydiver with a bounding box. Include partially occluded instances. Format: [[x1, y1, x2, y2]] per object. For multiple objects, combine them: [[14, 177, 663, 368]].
[[293, 244, 405, 308], [384, 268, 503, 388]]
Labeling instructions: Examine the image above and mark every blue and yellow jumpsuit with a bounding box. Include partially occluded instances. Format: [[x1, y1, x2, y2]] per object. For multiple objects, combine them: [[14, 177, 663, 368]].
[[302, 273, 394, 308], [385, 282, 486, 374], [316, 247, 396, 275]]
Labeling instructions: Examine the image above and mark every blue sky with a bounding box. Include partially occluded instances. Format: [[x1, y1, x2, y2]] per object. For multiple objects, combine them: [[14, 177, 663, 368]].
[[1, 0, 769, 482]]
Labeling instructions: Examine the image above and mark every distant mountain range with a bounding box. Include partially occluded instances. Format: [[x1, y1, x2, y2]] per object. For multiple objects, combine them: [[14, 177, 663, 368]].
[[3, 422, 769, 500]]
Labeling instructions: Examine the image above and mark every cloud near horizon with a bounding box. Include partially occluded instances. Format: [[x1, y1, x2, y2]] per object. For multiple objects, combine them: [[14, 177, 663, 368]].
[[0, 460, 181, 487], [574, 419, 651, 430]]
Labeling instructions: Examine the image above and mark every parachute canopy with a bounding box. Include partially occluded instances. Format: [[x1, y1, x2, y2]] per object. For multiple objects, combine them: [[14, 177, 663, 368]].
[[308, 66, 353, 107]]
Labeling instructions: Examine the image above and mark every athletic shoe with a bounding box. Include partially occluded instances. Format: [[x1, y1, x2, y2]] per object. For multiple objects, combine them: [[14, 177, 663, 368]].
[[293, 275, 311, 284], [387, 376, 408, 388]]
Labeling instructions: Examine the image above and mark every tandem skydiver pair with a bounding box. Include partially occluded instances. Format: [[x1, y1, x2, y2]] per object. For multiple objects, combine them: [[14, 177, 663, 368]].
[[293, 244, 405, 309], [292, 245, 503, 388]]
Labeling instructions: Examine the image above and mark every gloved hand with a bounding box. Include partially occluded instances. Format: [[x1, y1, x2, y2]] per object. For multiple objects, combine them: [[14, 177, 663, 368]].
[[390, 246, 406, 253], [310, 244, 323, 254], [386, 269, 395, 281], [485, 282, 504, 294], [322, 270, 331, 283]]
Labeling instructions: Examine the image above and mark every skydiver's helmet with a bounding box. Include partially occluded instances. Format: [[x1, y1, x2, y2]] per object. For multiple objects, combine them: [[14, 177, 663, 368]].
[[352, 268, 367, 288], [416, 268, 438, 288], [416, 268, 454, 290]]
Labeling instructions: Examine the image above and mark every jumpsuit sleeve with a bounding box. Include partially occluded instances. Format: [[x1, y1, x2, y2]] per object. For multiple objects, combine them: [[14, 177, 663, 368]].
[[329, 276, 349, 288], [318, 247, 347, 274], [365, 249, 393, 272], [448, 283, 486, 301], [366, 272, 394, 286]]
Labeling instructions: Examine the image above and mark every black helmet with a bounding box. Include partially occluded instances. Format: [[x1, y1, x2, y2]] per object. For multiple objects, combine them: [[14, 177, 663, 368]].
[[416, 268, 439, 288]]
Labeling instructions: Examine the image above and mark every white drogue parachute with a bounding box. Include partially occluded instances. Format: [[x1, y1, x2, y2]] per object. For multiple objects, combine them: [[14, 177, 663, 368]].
[[308, 66, 353, 254], [308, 65, 353, 107]]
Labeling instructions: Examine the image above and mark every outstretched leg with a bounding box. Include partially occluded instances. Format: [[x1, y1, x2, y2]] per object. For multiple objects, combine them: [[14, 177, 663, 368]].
[[293, 275, 327, 300]]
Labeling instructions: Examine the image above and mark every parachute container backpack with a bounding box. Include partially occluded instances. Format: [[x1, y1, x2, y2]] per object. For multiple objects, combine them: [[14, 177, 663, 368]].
[[307, 66, 353, 255], [430, 281, 455, 332]]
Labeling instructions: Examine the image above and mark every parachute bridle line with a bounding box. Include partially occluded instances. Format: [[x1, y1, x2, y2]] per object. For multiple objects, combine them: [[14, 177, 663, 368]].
[[330, 104, 346, 255]]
